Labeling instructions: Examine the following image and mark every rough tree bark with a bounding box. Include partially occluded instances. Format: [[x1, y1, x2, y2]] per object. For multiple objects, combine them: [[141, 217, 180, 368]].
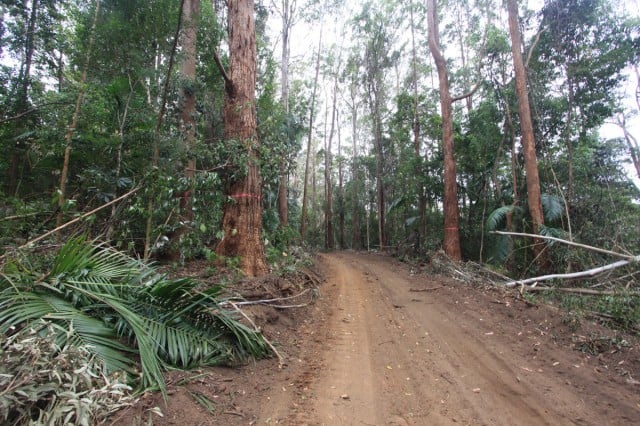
[[174, 0, 200, 250], [507, 0, 549, 269], [215, 0, 268, 277], [427, 0, 462, 261]]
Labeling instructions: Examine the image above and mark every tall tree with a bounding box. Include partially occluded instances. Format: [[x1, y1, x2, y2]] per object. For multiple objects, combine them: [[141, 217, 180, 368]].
[[177, 0, 200, 237], [358, 4, 393, 250], [276, 0, 297, 228], [427, 0, 462, 260], [409, 0, 427, 241], [324, 54, 340, 250], [506, 0, 548, 268], [300, 31, 322, 242], [215, 0, 268, 276]]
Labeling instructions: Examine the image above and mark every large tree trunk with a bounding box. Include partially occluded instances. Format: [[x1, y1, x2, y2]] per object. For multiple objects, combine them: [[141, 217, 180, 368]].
[[177, 0, 200, 238], [427, 0, 462, 261], [215, 0, 268, 277], [507, 0, 548, 270]]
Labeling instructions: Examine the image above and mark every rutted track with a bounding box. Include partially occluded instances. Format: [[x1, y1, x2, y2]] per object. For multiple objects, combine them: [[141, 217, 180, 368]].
[[259, 252, 640, 425]]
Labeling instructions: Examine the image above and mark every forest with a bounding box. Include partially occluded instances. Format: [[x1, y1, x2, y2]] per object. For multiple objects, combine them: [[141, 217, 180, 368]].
[[1, 0, 640, 423]]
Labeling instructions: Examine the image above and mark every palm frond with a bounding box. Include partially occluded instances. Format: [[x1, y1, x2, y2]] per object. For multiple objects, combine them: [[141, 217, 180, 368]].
[[541, 194, 565, 223], [486, 205, 522, 231], [1, 238, 270, 400]]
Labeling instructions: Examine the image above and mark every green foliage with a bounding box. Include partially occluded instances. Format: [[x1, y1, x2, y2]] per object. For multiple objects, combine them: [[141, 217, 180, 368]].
[[554, 291, 640, 332], [485, 205, 523, 232], [0, 238, 270, 398]]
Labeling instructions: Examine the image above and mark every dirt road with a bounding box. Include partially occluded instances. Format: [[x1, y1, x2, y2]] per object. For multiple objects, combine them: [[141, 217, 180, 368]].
[[259, 252, 639, 425], [123, 251, 639, 425]]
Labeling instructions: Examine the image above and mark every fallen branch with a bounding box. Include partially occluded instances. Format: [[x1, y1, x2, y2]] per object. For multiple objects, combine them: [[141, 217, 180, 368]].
[[1, 187, 140, 260], [491, 231, 634, 260], [225, 301, 285, 367], [506, 256, 640, 287], [223, 288, 316, 308], [409, 286, 443, 292], [0, 212, 52, 222]]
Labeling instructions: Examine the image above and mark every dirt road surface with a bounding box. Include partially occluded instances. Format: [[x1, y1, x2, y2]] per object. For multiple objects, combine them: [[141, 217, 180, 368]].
[[258, 252, 639, 425], [120, 251, 639, 425]]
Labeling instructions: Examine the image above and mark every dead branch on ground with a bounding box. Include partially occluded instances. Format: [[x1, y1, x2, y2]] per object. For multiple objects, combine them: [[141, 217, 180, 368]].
[[409, 286, 443, 292], [225, 301, 285, 367], [506, 257, 639, 287]]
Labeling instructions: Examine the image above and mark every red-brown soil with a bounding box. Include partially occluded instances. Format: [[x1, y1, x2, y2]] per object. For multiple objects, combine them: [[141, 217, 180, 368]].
[[112, 251, 640, 425]]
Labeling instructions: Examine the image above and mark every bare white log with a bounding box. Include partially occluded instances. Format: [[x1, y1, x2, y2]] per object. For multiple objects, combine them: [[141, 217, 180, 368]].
[[506, 256, 640, 287]]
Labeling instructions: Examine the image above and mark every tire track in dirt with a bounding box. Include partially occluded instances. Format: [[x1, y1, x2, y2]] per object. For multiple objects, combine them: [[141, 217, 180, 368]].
[[260, 252, 640, 425]]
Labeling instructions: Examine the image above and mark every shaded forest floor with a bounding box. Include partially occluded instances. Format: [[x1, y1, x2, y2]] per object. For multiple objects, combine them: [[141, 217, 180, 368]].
[[112, 251, 640, 425]]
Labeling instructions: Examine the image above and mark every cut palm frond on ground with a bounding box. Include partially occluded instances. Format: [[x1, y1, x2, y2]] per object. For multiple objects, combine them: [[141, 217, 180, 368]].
[[0, 237, 270, 398]]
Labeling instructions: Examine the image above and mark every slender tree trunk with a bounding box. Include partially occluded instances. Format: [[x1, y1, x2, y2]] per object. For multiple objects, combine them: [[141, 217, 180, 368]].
[[410, 0, 427, 242], [324, 83, 336, 250], [371, 94, 386, 250], [215, 0, 268, 277], [337, 110, 345, 249], [106, 77, 135, 241], [277, 0, 293, 228], [56, 1, 100, 230], [144, 0, 184, 259], [350, 83, 361, 249], [6, 0, 39, 196], [427, 0, 462, 261], [565, 70, 575, 210], [507, 0, 548, 269], [300, 32, 322, 242]]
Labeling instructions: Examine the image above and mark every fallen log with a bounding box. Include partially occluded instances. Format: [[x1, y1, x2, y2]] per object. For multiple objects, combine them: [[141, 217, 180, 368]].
[[506, 256, 640, 287]]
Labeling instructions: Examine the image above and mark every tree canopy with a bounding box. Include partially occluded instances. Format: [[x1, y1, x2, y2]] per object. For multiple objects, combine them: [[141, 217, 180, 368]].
[[0, 0, 638, 278]]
